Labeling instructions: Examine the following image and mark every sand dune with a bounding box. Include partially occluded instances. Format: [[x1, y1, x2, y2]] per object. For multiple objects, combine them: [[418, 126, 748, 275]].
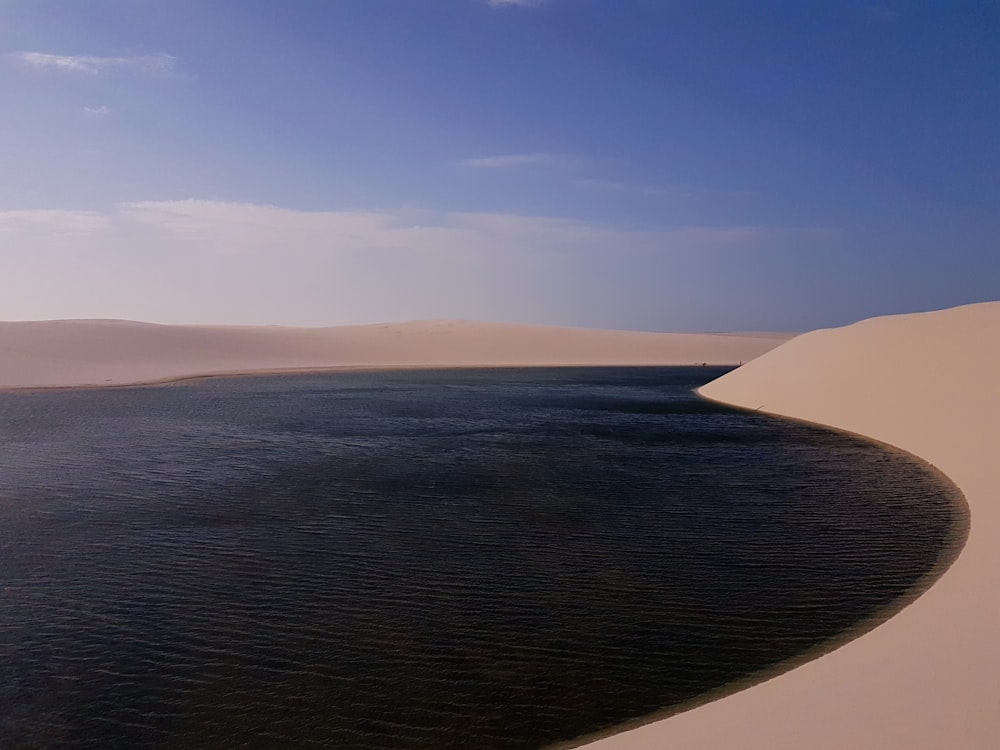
[[0, 319, 791, 389], [581, 300, 1000, 749]]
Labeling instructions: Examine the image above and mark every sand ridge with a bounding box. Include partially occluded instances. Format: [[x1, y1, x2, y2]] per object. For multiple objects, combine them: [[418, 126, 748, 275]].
[[580, 300, 1000, 749], [0, 319, 792, 389]]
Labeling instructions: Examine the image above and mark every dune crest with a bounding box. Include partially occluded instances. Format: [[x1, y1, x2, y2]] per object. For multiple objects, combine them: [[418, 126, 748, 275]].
[[0, 319, 790, 389], [582, 300, 999, 749]]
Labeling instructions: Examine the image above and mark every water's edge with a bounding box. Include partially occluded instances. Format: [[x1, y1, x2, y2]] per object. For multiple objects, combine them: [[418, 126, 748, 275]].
[[557, 393, 970, 750]]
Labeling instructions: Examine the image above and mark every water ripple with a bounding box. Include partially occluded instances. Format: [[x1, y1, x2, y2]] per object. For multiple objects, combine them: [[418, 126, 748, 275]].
[[0, 368, 961, 749]]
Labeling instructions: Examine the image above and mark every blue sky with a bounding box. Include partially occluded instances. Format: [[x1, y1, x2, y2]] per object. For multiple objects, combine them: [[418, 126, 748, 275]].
[[1, 0, 997, 331]]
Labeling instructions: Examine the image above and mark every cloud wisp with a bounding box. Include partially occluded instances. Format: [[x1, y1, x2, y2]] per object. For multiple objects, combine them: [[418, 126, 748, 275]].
[[459, 153, 576, 169], [10, 52, 176, 74], [573, 178, 688, 198], [487, 0, 546, 7], [9, 200, 830, 254], [0, 200, 836, 326], [575, 178, 759, 201], [0, 209, 112, 234]]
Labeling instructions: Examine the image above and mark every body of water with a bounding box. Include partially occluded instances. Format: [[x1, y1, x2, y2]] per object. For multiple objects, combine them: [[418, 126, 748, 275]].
[[0, 367, 962, 748]]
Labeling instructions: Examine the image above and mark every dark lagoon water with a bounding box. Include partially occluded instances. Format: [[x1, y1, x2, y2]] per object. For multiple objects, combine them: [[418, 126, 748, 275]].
[[0, 367, 962, 749]]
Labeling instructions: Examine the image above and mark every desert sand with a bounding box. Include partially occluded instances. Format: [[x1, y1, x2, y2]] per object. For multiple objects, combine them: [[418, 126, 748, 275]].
[[580, 300, 1000, 749], [0, 318, 790, 389]]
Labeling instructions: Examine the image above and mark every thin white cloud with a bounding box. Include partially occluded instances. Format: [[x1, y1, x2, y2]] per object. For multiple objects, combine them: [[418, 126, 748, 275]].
[[575, 178, 758, 201], [459, 153, 576, 169], [118, 200, 831, 252], [864, 4, 900, 22], [487, 0, 546, 7], [574, 178, 687, 198], [3, 201, 833, 252], [0, 209, 111, 234], [83, 105, 111, 116], [0, 200, 837, 326], [10, 52, 175, 74]]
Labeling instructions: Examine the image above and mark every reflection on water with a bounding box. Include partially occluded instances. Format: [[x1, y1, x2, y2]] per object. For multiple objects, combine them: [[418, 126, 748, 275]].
[[0, 368, 961, 749]]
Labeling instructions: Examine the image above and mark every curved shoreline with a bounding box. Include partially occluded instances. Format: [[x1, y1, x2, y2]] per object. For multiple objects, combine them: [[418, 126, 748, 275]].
[[557, 406, 969, 749], [579, 301, 1000, 749]]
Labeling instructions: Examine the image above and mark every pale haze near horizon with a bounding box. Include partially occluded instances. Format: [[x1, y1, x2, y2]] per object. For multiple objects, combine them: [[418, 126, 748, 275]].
[[1, 1, 997, 332]]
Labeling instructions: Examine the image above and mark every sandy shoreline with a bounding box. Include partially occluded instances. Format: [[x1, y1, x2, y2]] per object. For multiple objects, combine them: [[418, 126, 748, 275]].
[[0, 319, 791, 390], [579, 300, 1000, 749]]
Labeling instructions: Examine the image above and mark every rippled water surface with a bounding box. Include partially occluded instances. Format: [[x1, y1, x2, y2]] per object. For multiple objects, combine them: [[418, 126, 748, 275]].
[[0, 367, 960, 749]]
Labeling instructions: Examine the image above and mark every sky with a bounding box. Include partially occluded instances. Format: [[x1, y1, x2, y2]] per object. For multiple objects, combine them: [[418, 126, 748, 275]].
[[1, 0, 997, 332]]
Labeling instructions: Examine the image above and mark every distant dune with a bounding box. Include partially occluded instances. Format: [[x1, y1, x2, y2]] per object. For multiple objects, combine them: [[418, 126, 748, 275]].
[[581, 300, 1000, 749], [0, 319, 792, 389]]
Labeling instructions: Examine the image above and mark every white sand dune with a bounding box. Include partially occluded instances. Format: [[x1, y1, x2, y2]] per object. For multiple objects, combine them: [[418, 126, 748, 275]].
[[581, 300, 1000, 749], [0, 319, 790, 389]]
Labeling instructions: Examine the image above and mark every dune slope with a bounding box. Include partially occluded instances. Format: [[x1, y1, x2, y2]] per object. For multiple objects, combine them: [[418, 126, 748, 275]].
[[0, 319, 790, 389], [582, 300, 1000, 749]]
